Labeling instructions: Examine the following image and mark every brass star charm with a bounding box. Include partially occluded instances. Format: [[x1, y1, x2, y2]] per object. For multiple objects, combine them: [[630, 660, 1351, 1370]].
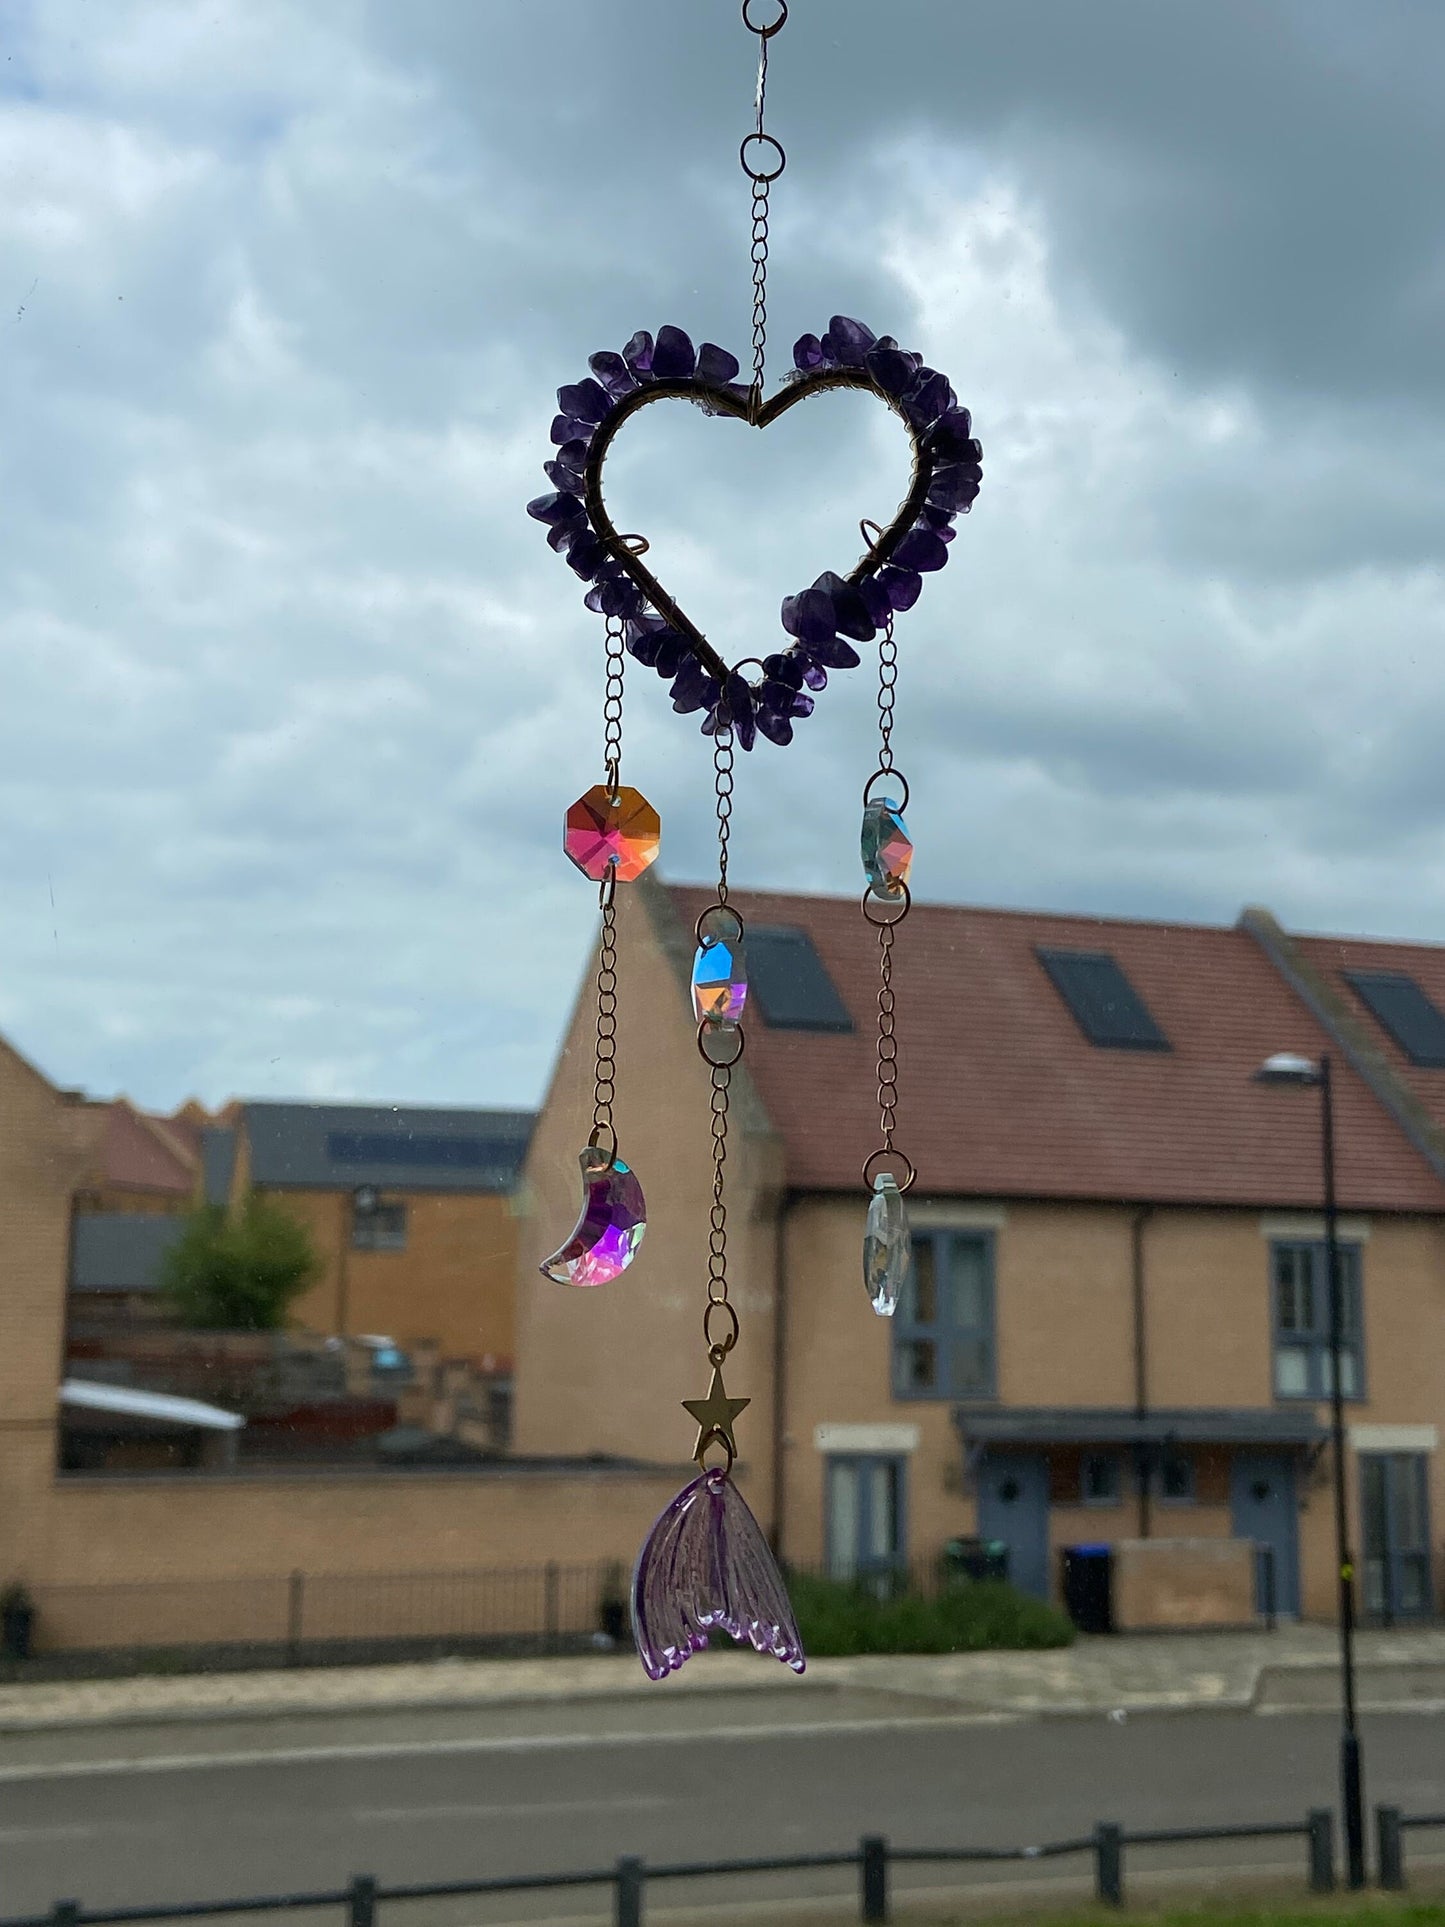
[[682, 1365, 750, 1466]]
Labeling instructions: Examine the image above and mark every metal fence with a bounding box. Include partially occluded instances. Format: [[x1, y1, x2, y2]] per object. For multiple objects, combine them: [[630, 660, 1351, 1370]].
[[19, 1562, 621, 1670], [15, 1554, 1065, 1672], [8, 1808, 1347, 1927]]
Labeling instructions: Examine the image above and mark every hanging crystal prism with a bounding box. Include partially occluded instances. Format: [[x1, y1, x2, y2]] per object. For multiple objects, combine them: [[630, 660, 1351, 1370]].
[[863, 1171, 910, 1315], [861, 795, 912, 898], [539, 1148, 647, 1287], [692, 929, 748, 1026]]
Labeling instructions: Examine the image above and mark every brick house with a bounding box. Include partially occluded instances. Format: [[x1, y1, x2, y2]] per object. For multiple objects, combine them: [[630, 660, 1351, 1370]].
[[513, 877, 1445, 1623], [205, 1102, 535, 1371], [1, 1041, 680, 1645]]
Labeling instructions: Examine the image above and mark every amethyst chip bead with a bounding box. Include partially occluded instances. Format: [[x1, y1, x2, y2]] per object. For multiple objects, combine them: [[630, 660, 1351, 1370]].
[[531, 318, 981, 747]]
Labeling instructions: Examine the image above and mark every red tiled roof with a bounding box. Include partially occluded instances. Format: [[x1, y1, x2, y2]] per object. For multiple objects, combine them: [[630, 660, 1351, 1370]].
[[1294, 931, 1445, 1139], [668, 886, 1445, 1212], [99, 1101, 196, 1195]]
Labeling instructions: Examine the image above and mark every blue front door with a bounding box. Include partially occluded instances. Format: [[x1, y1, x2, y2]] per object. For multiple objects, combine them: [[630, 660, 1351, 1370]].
[[977, 1451, 1051, 1598], [1230, 1451, 1300, 1616]]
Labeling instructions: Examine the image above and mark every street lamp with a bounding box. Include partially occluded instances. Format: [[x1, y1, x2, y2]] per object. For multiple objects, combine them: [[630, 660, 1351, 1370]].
[[1254, 1049, 1365, 1888]]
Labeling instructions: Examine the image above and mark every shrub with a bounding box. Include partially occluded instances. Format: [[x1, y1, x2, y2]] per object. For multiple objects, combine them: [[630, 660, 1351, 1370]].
[[787, 1573, 1073, 1657], [160, 1194, 319, 1331]]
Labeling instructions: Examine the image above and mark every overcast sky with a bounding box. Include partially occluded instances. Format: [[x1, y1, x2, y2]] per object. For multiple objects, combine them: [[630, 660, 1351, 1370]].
[[5, 0, 1445, 1111]]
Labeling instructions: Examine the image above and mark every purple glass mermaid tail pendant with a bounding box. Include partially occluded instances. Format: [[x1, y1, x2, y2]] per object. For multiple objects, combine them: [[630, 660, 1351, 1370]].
[[631, 1468, 806, 1679], [538, 1148, 646, 1287]]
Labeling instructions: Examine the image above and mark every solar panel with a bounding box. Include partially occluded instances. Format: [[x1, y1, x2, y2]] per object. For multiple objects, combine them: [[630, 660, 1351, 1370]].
[[327, 1131, 493, 1167], [1343, 969, 1445, 1068], [748, 925, 854, 1032], [1036, 948, 1170, 1051]]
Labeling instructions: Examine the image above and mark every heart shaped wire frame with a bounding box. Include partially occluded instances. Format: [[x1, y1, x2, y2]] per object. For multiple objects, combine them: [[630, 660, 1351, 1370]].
[[583, 369, 929, 688], [528, 321, 982, 747]]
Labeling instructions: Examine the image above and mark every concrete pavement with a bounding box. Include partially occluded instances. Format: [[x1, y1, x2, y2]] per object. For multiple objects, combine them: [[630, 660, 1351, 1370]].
[[2, 1623, 1445, 1732]]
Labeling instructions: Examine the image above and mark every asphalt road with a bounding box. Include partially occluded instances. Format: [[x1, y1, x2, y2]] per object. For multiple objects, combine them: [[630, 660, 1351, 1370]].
[[1, 1701, 1443, 1924]]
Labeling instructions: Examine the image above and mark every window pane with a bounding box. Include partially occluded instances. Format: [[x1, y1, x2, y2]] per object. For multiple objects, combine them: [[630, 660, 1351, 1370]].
[[1338, 1347, 1361, 1397], [950, 1336, 990, 1396], [1361, 1457, 1388, 1557], [1275, 1345, 1310, 1396], [896, 1339, 936, 1393], [908, 1239, 936, 1325], [1393, 1457, 1427, 1548], [946, 1237, 988, 1328], [828, 1462, 858, 1579], [866, 1461, 898, 1562], [1161, 1454, 1193, 1500], [1399, 1554, 1429, 1614], [1082, 1453, 1118, 1503]]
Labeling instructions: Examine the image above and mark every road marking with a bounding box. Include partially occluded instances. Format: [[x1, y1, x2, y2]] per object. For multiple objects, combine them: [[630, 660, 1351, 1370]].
[[0, 1822, 103, 1843], [0, 1712, 1021, 1784], [355, 1796, 670, 1822]]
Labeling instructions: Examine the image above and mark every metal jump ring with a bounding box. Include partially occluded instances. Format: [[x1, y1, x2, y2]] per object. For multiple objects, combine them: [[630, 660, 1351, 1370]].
[[740, 133, 786, 183], [859, 518, 885, 555], [598, 865, 617, 911], [698, 1430, 737, 1477], [704, 1299, 740, 1354], [863, 766, 911, 813], [695, 902, 746, 947], [862, 880, 912, 927], [862, 1147, 917, 1194], [586, 1124, 619, 1169], [742, 0, 788, 35], [617, 533, 650, 557], [698, 1020, 746, 1067]]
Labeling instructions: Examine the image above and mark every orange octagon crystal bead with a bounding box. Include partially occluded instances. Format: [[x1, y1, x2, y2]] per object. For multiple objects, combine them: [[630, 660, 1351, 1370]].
[[564, 785, 661, 882]]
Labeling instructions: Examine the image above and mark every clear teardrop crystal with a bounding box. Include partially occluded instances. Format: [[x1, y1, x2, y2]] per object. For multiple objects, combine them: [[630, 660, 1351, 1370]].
[[863, 1172, 910, 1316]]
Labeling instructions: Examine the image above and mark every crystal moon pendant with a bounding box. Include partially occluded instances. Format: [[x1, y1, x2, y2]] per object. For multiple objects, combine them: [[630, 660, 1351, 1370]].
[[539, 1148, 647, 1287], [863, 1171, 910, 1316]]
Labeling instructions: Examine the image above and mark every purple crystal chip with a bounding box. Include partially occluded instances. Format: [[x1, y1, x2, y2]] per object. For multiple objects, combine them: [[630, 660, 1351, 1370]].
[[792, 332, 825, 372], [652, 325, 697, 379], [892, 526, 950, 573], [622, 330, 654, 374], [697, 341, 741, 385]]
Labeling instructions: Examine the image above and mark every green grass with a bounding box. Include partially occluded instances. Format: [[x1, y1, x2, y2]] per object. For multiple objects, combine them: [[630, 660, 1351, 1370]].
[[787, 1573, 1074, 1656], [802, 1908, 1444, 1927]]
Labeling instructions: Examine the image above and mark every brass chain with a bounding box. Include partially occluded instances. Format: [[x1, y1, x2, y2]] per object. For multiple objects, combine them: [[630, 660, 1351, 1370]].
[[603, 612, 625, 794], [698, 721, 742, 1363], [589, 617, 627, 1167], [862, 614, 916, 1193], [740, 1, 787, 419], [876, 613, 897, 773]]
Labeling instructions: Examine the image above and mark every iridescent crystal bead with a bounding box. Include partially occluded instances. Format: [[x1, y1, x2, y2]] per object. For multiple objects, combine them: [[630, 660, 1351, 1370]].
[[862, 795, 912, 897], [564, 785, 660, 882], [540, 1149, 646, 1288], [864, 1172, 910, 1316], [692, 929, 748, 1027]]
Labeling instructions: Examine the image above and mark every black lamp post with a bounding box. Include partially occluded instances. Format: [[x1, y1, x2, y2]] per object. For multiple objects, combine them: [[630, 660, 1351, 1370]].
[[1254, 1050, 1365, 1889]]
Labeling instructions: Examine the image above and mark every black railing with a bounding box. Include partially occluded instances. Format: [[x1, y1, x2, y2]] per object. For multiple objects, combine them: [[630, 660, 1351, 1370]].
[[1375, 1804, 1445, 1891], [10, 1809, 1338, 1927]]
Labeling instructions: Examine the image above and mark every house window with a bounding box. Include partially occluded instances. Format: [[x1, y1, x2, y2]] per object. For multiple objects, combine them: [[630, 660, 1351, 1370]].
[[352, 1201, 407, 1251], [1081, 1452, 1121, 1506], [1271, 1240, 1363, 1399], [1158, 1452, 1196, 1504], [893, 1230, 995, 1401], [826, 1455, 906, 1583]]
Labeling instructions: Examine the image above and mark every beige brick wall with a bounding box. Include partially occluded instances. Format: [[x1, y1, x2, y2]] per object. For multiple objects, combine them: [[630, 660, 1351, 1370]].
[[512, 878, 784, 1523], [770, 1191, 1445, 1616], [276, 1187, 519, 1367]]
